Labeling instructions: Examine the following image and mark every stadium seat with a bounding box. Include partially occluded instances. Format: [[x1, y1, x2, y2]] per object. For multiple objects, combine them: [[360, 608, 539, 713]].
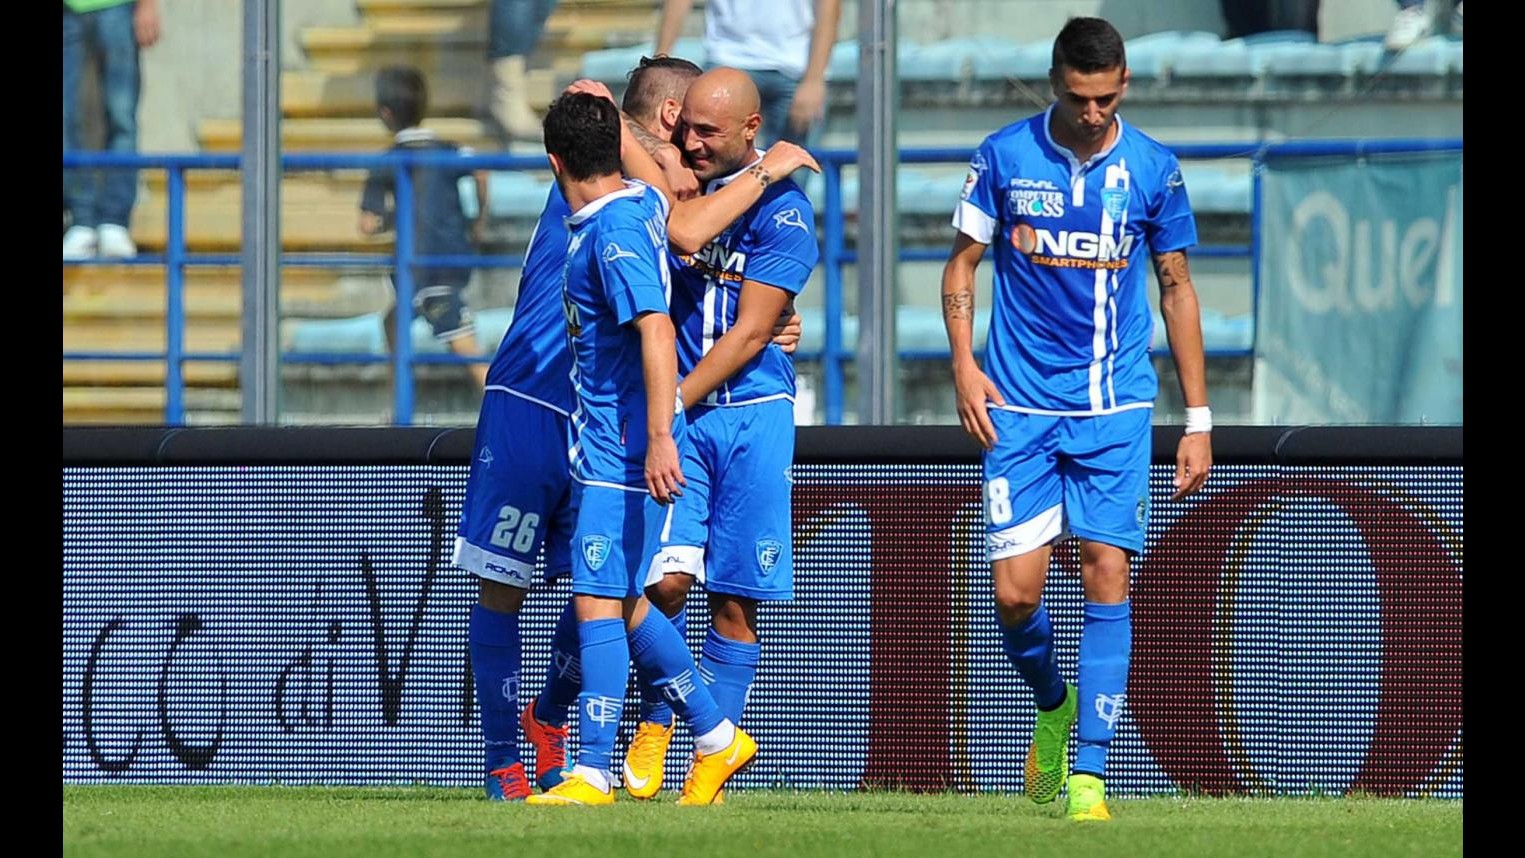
[[580, 38, 707, 83], [900, 39, 975, 82], [1123, 30, 1222, 79], [485, 171, 555, 219], [1170, 37, 1258, 79], [1151, 307, 1254, 353], [1179, 163, 1251, 215], [287, 313, 388, 356], [473, 306, 516, 355], [797, 306, 992, 356], [969, 39, 1052, 81], [1383, 35, 1461, 75]]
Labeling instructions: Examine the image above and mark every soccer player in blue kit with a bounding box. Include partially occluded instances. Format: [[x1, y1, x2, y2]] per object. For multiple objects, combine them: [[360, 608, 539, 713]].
[[519, 91, 755, 807], [624, 67, 819, 799], [940, 18, 1213, 821], [452, 63, 810, 802]]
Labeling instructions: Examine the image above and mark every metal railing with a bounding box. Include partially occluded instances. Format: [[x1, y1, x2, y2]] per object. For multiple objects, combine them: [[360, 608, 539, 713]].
[[62, 138, 1462, 425]]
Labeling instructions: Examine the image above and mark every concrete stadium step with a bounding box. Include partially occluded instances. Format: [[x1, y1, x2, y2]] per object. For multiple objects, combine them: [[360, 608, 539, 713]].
[[300, 4, 655, 74], [299, 27, 487, 75], [63, 266, 384, 319], [130, 202, 388, 251], [129, 169, 407, 250], [64, 361, 241, 388], [197, 117, 495, 152], [280, 66, 563, 118], [282, 68, 480, 118], [63, 387, 242, 425], [64, 319, 244, 354], [357, 0, 488, 32]]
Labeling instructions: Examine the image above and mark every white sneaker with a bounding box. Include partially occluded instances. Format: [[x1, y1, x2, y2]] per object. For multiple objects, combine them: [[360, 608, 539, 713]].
[[96, 223, 138, 259], [62, 225, 97, 260], [1384, 4, 1434, 51]]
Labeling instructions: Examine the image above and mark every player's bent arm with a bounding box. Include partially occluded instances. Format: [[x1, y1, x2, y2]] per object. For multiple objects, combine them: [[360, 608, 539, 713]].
[[668, 145, 820, 253], [1154, 249, 1209, 409], [472, 171, 491, 234], [678, 281, 792, 410], [635, 311, 681, 439], [667, 179, 769, 253], [618, 118, 677, 209], [941, 232, 988, 369]]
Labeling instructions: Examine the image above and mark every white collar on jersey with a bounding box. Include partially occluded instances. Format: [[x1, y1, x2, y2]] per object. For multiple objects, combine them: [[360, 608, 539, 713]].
[[1040, 104, 1126, 171], [564, 180, 650, 226], [703, 149, 767, 196], [393, 127, 439, 144]]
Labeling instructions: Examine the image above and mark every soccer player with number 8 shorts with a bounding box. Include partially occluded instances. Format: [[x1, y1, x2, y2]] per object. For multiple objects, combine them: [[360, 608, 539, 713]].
[[940, 17, 1214, 822]]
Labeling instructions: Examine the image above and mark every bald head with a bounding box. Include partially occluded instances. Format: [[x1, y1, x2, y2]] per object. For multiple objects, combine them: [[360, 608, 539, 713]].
[[684, 67, 761, 119], [677, 67, 763, 181]]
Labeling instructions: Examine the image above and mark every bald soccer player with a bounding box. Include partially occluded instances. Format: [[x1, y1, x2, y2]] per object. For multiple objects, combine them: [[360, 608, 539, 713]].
[[623, 68, 821, 800]]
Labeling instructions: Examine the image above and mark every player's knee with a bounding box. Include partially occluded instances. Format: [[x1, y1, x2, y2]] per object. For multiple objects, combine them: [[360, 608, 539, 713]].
[[709, 595, 758, 642], [478, 578, 527, 613], [1080, 553, 1131, 602], [993, 588, 1041, 626], [647, 574, 693, 615]]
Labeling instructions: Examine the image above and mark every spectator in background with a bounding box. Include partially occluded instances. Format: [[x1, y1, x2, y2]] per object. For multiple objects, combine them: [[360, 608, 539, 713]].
[[656, 0, 841, 147], [488, 0, 559, 142], [361, 67, 490, 388], [1219, 0, 1320, 40], [63, 0, 160, 260], [1386, 0, 1462, 51]]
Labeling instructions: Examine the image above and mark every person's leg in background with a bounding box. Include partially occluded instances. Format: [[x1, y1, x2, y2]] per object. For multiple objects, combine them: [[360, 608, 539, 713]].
[[489, 0, 559, 142], [1219, 0, 1270, 40], [1386, 0, 1455, 50], [750, 68, 822, 150], [63, 6, 97, 259], [93, 1, 143, 258], [1270, 0, 1320, 38]]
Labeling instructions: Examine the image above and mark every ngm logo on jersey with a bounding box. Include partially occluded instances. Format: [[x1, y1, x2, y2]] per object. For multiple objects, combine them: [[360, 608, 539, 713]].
[[681, 242, 748, 283], [1011, 225, 1134, 270]]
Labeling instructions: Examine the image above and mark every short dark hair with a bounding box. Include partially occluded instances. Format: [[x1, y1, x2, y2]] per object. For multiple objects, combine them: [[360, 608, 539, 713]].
[[1051, 17, 1127, 74], [543, 92, 623, 181], [376, 66, 427, 131], [622, 55, 703, 123]]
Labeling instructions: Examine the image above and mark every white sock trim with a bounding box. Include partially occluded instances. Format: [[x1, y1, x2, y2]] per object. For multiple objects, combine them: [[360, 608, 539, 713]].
[[694, 720, 737, 756], [571, 764, 611, 793]]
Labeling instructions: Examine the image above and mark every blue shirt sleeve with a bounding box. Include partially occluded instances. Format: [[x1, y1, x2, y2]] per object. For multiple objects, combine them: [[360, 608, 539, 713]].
[[1144, 153, 1198, 254], [952, 139, 1002, 244], [596, 224, 669, 326], [360, 167, 390, 217], [742, 191, 819, 295]]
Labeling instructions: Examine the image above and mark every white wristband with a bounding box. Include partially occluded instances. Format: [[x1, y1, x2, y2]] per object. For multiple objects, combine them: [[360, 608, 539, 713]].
[[1185, 406, 1212, 435]]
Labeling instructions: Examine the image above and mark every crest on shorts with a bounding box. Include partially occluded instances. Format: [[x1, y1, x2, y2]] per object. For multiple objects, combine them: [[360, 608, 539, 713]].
[[756, 539, 783, 574], [1101, 186, 1130, 222], [582, 535, 613, 571]]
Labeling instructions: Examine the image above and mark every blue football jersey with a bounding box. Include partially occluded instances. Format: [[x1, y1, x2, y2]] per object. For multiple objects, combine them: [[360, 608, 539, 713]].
[[952, 107, 1197, 415], [486, 184, 575, 415], [562, 181, 677, 488], [668, 154, 818, 406]]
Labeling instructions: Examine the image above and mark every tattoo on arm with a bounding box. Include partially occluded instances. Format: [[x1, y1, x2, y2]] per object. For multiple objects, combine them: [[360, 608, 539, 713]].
[[623, 114, 667, 156], [1154, 250, 1191, 290], [943, 290, 974, 321]]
